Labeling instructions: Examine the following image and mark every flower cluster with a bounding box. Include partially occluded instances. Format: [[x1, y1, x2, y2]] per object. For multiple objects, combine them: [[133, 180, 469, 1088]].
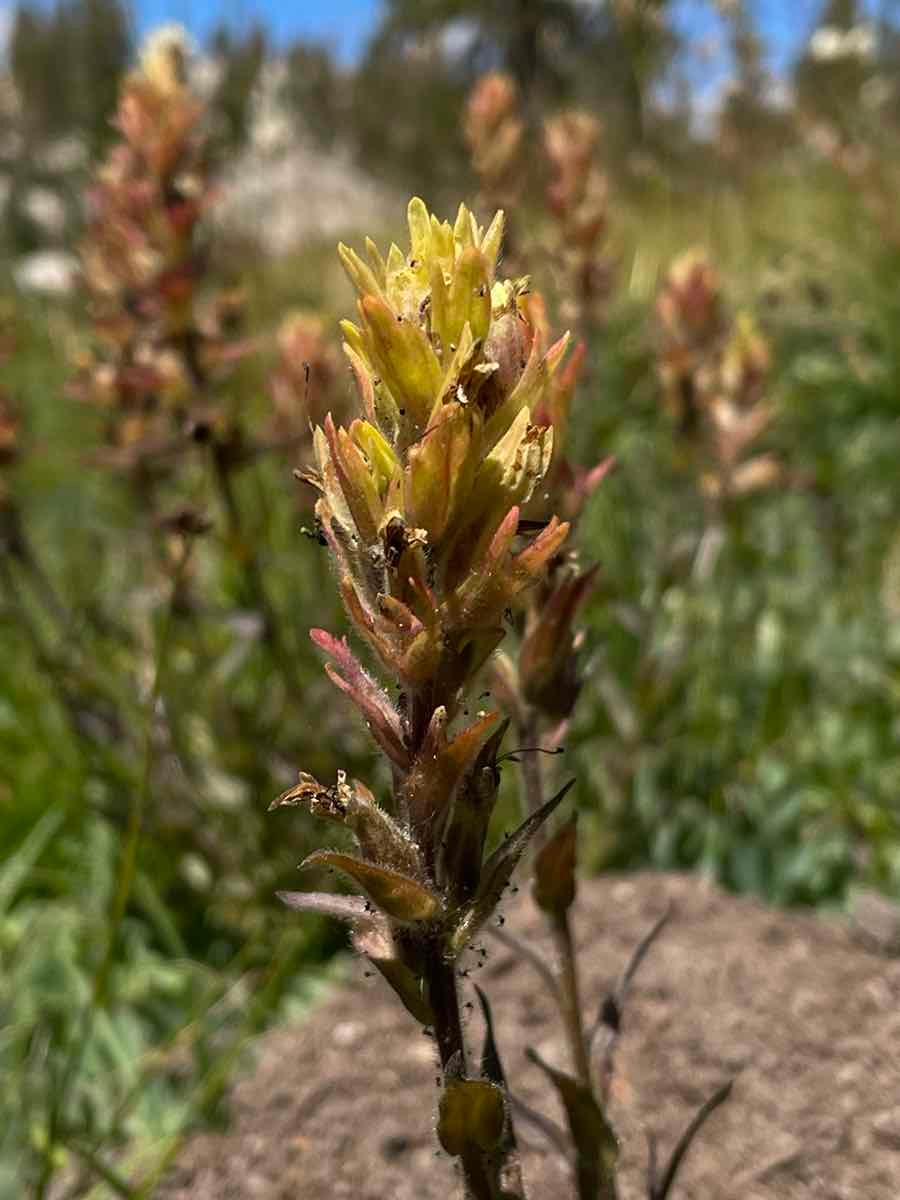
[[544, 112, 614, 327], [73, 27, 244, 478], [304, 200, 572, 732], [267, 311, 342, 459], [463, 73, 524, 216], [656, 248, 780, 500], [488, 292, 610, 730]]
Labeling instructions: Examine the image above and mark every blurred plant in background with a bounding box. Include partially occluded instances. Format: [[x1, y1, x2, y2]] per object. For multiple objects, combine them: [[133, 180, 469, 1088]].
[[0, 29, 355, 1198], [464, 72, 525, 222]]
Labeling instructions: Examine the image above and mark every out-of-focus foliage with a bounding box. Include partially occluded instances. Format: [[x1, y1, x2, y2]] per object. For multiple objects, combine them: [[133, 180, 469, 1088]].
[[9, 0, 130, 155], [206, 24, 268, 157], [1, 294, 351, 1195]]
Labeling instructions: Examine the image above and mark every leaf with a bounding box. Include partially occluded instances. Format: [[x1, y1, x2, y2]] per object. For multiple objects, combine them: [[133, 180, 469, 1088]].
[[346, 778, 424, 878], [439, 719, 508, 905], [650, 1079, 734, 1200], [323, 413, 382, 543], [359, 293, 442, 432], [475, 985, 509, 1092], [400, 707, 501, 841], [276, 891, 371, 923], [337, 241, 383, 299], [309, 630, 410, 769], [437, 1079, 506, 1157], [526, 1047, 618, 1200], [533, 816, 578, 916], [353, 920, 433, 1025], [404, 400, 480, 544], [0, 807, 64, 916], [300, 850, 442, 924], [451, 780, 575, 951]]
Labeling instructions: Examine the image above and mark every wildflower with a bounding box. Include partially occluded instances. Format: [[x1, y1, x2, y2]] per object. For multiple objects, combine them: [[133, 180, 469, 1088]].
[[268, 311, 341, 452], [281, 199, 581, 1192], [464, 73, 524, 214], [305, 199, 571, 711], [544, 111, 614, 327], [656, 251, 780, 501], [702, 314, 781, 499], [74, 26, 245, 482]]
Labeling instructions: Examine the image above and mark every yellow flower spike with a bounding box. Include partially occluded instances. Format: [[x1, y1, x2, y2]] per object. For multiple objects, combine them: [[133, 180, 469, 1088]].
[[139, 23, 191, 95]]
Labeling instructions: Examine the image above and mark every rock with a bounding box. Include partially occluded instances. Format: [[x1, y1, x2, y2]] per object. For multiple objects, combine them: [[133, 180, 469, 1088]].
[[20, 186, 68, 239], [851, 889, 900, 954], [13, 250, 78, 295], [214, 54, 396, 255], [36, 136, 88, 174]]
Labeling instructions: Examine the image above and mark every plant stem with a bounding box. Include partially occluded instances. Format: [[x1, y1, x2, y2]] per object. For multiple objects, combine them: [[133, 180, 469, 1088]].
[[424, 945, 504, 1200], [210, 442, 303, 705], [518, 713, 591, 1086], [550, 911, 592, 1088], [424, 939, 467, 1077], [518, 709, 547, 845]]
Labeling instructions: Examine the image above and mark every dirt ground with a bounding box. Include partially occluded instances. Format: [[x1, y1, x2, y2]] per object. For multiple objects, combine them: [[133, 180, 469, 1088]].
[[159, 872, 900, 1199]]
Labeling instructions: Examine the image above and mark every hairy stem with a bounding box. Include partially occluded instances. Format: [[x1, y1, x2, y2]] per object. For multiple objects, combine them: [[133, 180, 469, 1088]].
[[425, 941, 467, 1076], [518, 709, 547, 847], [518, 712, 590, 1084]]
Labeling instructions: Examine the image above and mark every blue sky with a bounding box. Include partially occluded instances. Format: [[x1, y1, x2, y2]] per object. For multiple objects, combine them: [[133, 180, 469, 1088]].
[[133, 0, 385, 59], [128, 0, 853, 64], [5, 0, 881, 70]]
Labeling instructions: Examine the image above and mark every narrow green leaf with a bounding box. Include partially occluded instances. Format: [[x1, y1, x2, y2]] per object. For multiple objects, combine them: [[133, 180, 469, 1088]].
[[526, 1047, 618, 1200], [0, 807, 64, 916], [451, 780, 574, 951], [651, 1079, 734, 1200]]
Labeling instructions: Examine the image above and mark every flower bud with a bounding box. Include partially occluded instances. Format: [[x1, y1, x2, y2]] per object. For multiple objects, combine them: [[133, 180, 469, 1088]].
[[519, 565, 597, 720]]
